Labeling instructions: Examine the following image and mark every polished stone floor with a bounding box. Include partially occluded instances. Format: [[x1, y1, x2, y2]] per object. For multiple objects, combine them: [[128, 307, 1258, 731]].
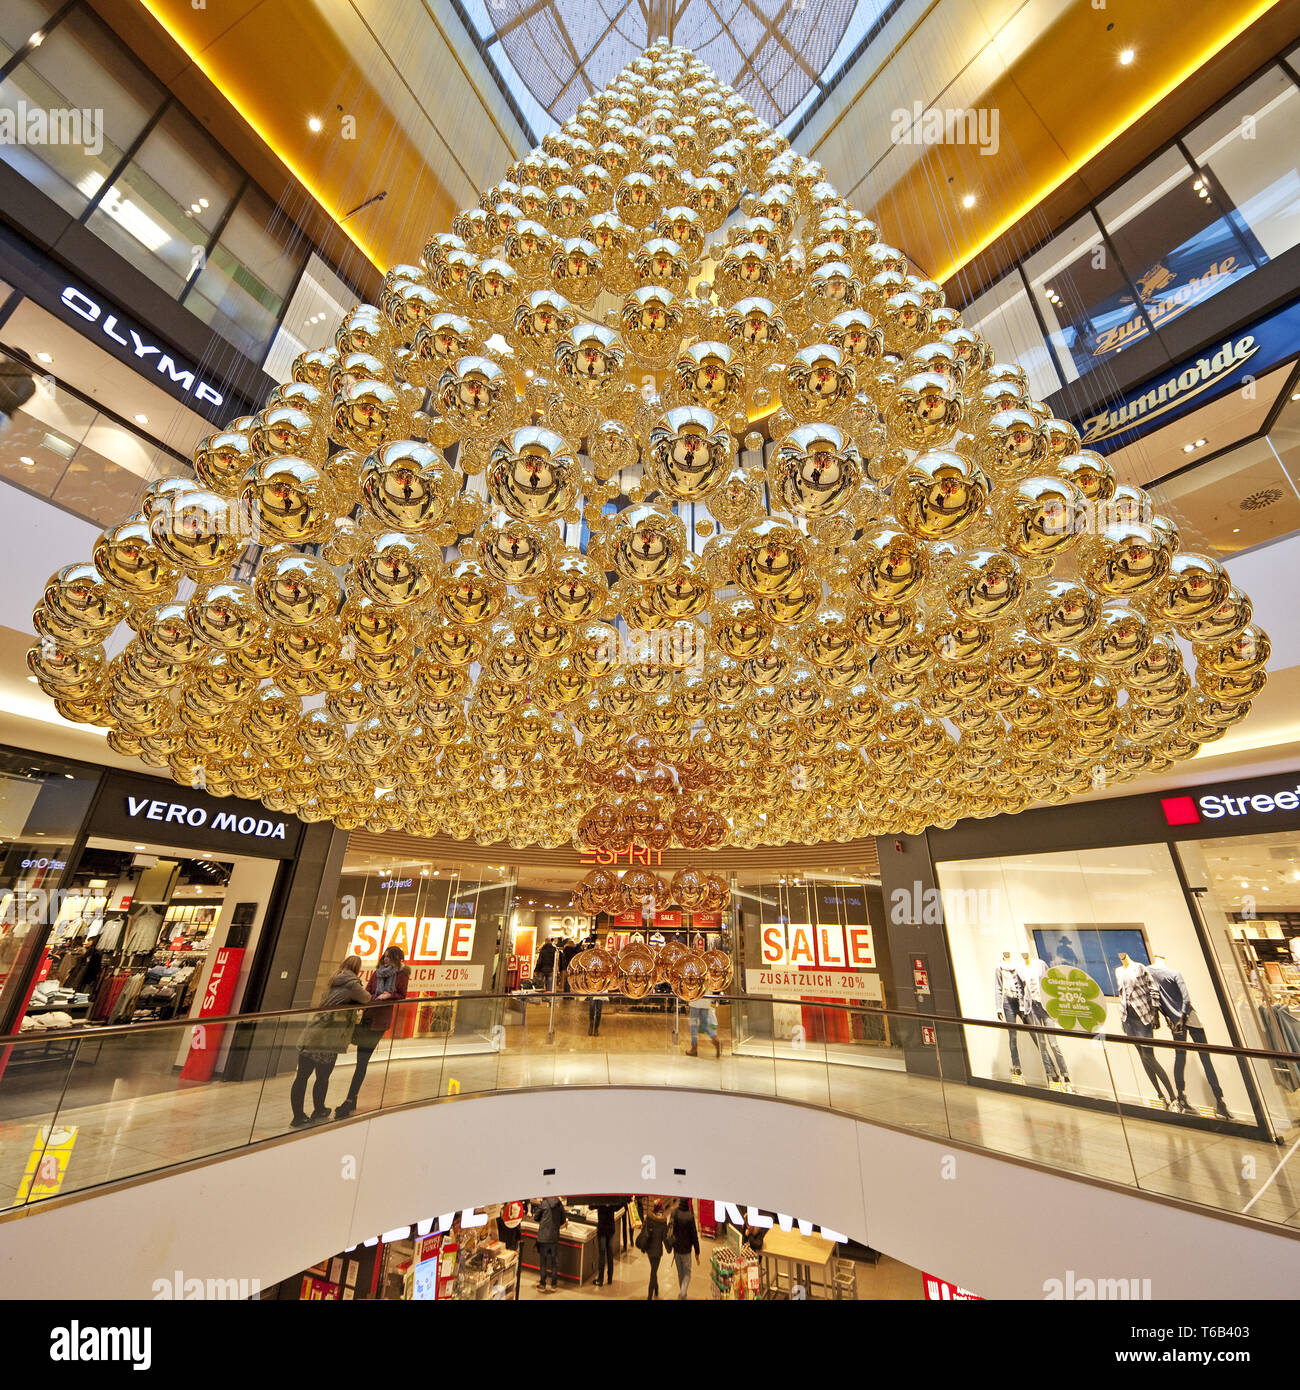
[[2, 1002, 1299, 1228]]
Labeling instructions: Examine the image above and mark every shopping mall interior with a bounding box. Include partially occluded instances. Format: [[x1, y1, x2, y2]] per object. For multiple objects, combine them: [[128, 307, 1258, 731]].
[[1, 0, 1300, 1328]]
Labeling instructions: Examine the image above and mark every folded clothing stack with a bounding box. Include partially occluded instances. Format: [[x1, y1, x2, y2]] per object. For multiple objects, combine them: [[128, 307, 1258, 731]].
[[20, 1010, 75, 1030], [30, 981, 77, 1008]]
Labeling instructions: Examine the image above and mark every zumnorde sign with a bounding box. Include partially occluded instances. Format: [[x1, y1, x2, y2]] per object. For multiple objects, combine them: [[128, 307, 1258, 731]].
[[1075, 296, 1300, 453]]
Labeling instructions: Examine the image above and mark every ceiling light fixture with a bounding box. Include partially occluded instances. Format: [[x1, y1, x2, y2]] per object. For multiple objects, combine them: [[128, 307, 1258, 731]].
[[961, 193, 975, 209], [309, 117, 323, 133], [134, 414, 149, 425], [19, 455, 34, 466], [36, 352, 52, 364], [1119, 48, 1135, 65]]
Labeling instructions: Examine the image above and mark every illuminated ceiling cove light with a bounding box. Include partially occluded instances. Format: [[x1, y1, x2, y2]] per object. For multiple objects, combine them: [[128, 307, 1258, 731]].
[[28, 42, 1270, 850]]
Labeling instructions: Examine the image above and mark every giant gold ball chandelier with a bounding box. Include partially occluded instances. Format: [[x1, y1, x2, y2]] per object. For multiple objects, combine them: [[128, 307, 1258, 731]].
[[29, 42, 1268, 852]]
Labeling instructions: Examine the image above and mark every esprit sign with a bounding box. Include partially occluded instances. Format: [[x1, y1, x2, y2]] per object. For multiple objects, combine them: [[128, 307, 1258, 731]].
[[125, 796, 287, 840], [58, 285, 225, 409], [1161, 784, 1300, 826]]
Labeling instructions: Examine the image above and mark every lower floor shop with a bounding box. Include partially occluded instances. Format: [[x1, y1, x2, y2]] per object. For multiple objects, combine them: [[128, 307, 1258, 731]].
[[262, 1197, 926, 1302]]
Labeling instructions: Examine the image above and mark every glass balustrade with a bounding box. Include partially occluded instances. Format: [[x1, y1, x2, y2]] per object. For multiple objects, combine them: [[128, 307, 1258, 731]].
[[2, 993, 1297, 1230]]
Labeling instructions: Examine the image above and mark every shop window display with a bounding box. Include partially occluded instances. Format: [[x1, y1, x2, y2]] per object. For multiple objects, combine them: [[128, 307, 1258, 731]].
[[938, 843, 1255, 1125]]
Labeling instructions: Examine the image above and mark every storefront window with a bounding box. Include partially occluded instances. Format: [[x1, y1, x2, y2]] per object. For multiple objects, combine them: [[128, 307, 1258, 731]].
[[85, 105, 242, 298], [961, 270, 1062, 400], [0, 749, 100, 1022], [0, 7, 163, 216], [1096, 147, 1257, 338], [0, 346, 186, 525], [1021, 213, 1147, 383], [1150, 389, 1300, 557], [1174, 830, 1300, 1130], [937, 843, 1258, 1127], [1185, 65, 1300, 263], [184, 186, 305, 359], [317, 847, 516, 1051]]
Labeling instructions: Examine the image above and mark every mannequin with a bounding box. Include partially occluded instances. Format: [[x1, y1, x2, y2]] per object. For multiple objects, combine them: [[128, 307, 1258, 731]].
[[994, 950, 1025, 1081], [1148, 953, 1230, 1120], [1017, 951, 1073, 1092], [1115, 952, 1175, 1107]]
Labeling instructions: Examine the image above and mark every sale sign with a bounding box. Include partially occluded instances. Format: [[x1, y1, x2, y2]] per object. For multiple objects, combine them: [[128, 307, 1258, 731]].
[[759, 921, 875, 970], [348, 915, 476, 967], [179, 946, 245, 1083]]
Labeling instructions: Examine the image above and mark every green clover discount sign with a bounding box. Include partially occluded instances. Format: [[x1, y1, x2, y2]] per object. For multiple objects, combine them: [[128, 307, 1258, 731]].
[[1041, 966, 1107, 1033]]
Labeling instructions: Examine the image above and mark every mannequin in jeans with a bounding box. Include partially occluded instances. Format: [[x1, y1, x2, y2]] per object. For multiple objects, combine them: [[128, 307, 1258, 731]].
[[1018, 950, 1073, 1092], [1116, 952, 1176, 1107], [1148, 953, 1231, 1120], [994, 951, 1026, 1080]]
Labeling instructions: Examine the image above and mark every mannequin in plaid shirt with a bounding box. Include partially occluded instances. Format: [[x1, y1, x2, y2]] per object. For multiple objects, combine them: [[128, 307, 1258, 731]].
[[1116, 952, 1175, 1106]]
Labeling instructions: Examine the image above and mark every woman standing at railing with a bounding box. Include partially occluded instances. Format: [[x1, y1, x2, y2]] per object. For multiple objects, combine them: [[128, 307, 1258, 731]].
[[289, 955, 370, 1128], [334, 946, 410, 1119]]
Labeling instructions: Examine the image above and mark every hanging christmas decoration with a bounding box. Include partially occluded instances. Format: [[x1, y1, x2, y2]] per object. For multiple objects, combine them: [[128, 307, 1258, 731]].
[[29, 41, 1266, 849]]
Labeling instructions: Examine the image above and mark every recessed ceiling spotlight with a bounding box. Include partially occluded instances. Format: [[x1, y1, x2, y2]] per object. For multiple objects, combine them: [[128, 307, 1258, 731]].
[[309, 117, 323, 133], [1195, 438, 1206, 447], [1119, 48, 1135, 65], [961, 193, 975, 209], [1183, 444, 1195, 453], [134, 413, 149, 425], [19, 455, 34, 466], [36, 351, 52, 364]]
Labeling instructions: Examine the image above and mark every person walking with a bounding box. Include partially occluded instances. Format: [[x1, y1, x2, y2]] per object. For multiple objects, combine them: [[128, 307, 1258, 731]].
[[290, 955, 369, 1128], [534, 1194, 569, 1292], [559, 936, 580, 994], [594, 1201, 618, 1287], [670, 1200, 700, 1299], [334, 945, 409, 1119], [639, 1198, 669, 1299], [533, 936, 559, 991], [686, 992, 720, 1056]]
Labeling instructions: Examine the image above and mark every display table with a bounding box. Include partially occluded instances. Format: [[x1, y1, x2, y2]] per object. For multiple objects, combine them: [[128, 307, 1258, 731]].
[[517, 1218, 604, 1285], [760, 1228, 838, 1300]]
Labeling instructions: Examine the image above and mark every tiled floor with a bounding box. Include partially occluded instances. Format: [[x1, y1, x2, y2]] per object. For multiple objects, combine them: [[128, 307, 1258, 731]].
[[4, 1004, 1300, 1228]]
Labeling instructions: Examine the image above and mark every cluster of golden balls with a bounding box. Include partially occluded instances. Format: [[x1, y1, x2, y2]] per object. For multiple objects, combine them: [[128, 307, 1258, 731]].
[[573, 863, 729, 914], [565, 937, 733, 1003], [28, 39, 1267, 849]]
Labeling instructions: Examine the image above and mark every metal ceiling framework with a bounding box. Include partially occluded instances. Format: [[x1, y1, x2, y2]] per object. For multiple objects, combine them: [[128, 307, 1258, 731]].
[[488, 0, 858, 125]]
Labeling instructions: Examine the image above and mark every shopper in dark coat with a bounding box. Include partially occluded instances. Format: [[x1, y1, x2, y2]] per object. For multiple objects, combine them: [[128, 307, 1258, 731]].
[[670, 1200, 701, 1299], [641, 1199, 669, 1299], [533, 938, 559, 990], [290, 956, 369, 1128], [335, 945, 409, 1119], [534, 1195, 569, 1292], [594, 1201, 621, 1287]]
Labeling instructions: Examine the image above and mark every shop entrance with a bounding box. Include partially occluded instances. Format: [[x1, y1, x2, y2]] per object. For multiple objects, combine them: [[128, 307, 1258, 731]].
[[37, 836, 279, 1034]]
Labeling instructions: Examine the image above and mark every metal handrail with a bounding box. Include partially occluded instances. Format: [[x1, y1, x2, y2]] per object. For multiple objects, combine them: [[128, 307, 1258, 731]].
[[4, 989, 1298, 1065]]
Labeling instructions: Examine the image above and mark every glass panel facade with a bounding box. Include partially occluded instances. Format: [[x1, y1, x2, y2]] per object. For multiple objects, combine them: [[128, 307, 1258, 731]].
[[0, 7, 163, 215], [185, 186, 305, 359], [1096, 146, 1256, 339], [261, 253, 354, 381], [0, 0, 60, 67], [961, 271, 1062, 400], [1021, 213, 1143, 383], [1185, 65, 1300, 262], [85, 105, 242, 297]]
